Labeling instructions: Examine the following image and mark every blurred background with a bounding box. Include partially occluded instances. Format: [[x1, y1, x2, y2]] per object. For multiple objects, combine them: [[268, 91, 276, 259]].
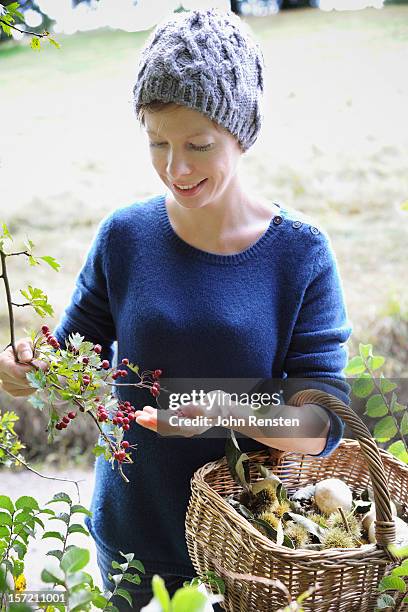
[[0, 0, 407, 468]]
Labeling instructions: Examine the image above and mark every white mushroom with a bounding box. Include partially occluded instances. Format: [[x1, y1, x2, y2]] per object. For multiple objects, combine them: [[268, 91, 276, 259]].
[[314, 478, 353, 515], [362, 501, 397, 532], [368, 516, 408, 545]]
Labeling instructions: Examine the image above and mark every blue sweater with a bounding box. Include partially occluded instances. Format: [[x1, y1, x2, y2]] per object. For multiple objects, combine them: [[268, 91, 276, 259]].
[[53, 194, 352, 576]]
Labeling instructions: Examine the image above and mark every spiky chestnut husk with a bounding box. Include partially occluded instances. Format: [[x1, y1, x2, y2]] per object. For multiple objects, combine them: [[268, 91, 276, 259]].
[[285, 522, 311, 548], [321, 527, 356, 549], [327, 511, 362, 540], [251, 489, 278, 516], [258, 511, 280, 530], [274, 500, 291, 518], [308, 512, 329, 528]]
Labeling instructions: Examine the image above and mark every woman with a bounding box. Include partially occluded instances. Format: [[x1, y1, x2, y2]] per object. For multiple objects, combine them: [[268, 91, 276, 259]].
[[0, 8, 352, 610]]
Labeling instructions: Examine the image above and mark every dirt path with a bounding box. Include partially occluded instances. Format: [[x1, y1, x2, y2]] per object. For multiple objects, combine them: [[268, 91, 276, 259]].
[[0, 467, 102, 589]]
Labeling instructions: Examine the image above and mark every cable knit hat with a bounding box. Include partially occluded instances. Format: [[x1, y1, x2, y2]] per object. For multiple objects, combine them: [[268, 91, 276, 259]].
[[133, 8, 265, 152]]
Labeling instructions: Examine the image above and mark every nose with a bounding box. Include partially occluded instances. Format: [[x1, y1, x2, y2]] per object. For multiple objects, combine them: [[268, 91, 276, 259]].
[[166, 149, 193, 182]]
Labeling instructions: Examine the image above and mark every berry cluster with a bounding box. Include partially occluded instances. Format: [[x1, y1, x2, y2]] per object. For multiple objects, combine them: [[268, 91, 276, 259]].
[[55, 411, 76, 430], [114, 440, 132, 463], [41, 325, 60, 350], [150, 369, 162, 398]]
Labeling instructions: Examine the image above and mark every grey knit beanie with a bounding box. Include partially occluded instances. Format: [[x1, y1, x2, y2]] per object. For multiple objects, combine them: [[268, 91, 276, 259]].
[[133, 8, 265, 152]]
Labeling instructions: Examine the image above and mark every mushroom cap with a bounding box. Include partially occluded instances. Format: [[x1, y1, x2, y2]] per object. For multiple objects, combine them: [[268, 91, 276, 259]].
[[314, 478, 353, 515]]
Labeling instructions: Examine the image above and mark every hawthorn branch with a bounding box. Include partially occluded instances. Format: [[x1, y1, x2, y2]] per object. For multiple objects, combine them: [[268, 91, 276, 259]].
[[11, 301, 30, 307], [0, 250, 18, 361], [6, 250, 30, 257], [0, 19, 49, 38], [0, 444, 84, 503]]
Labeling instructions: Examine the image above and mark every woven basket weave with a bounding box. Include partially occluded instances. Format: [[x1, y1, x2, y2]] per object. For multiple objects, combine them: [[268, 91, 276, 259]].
[[185, 389, 408, 611]]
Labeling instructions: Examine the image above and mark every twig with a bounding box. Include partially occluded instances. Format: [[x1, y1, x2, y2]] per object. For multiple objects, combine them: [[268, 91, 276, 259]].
[[0, 250, 17, 361], [0, 444, 84, 503], [0, 19, 49, 38], [338, 506, 351, 533], [11, 302, 30, 307]]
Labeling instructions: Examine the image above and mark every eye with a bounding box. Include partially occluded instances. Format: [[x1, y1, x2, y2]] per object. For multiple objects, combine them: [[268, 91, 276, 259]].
[[189, 143, 213, 152]]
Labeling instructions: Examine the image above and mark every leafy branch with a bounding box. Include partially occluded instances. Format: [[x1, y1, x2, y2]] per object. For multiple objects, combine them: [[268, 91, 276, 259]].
[[0, 2, 60, 50]]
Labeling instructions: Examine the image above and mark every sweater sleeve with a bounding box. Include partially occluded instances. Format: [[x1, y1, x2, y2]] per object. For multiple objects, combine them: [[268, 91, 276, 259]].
[[52, 214, 116, 364], [281, 237, 353, 457]]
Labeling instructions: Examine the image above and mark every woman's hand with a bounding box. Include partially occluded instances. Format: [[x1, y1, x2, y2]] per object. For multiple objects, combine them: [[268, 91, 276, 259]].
[[0, 338, 49, 398], [134, 396, 219, 437]]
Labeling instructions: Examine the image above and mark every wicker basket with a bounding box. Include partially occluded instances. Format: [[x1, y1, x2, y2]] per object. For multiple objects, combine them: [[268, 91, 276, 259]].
[[185, 389, 408, 612]]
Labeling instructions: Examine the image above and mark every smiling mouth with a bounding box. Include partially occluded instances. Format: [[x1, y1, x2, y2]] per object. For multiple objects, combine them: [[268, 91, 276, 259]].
[[173, 179, 206, 190]]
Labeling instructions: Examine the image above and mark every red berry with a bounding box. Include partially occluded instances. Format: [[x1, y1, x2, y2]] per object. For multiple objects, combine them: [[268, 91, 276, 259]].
[[112, 372, 120, 380], [123, 423, 130, 431], [56, 423, 63, 430], [116, 411, 124, 418], [98, 413, 108, 422], [116, 417, 123, 425], [153, 382, 160, 391], [41, 325, 50, 335], [82, 357, 89, 365], [112, 417, 118, 425], [121, 358, 129, 365], [62, 416, 70, 424], [93, 344, 102, 354], [120, 370, 128, 377], [114, 450, 126, 462], [153, 369, 162, 379], [68, 411, 76, 419], [122, 417, 129, 425], [151, 387, 159, 398], [60, 422, 67, 429], [128, 412, 136, 421], [121, 441, 130, 449], [97, 404, 105, 412], [101, 360, 110, 369], [124, 401, 131, 408], [83, 379, 90, 386]]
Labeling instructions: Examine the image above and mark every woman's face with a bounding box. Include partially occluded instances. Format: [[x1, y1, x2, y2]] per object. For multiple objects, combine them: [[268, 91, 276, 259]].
[[143, 104, 243, 208]]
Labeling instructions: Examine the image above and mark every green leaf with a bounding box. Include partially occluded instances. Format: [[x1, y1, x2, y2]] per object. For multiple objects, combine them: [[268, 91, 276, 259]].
[[92, 593, 108, 609], [71, 504, 92, 517], [42, 531, 65, 542], [368, 355, 385, 371], [128, 559, 145, 573], [387, 440, 408, 464], [111, 560, 128, 571], [359, 343, 372, 360], [378, 574, 406, 593], [352, 374, 374, 398], [48, 36, 61, 49], [380, 378, 398, 394], [15, 496, 39, 511], [92, 445, 107, 457], [152, 574, 171, 612], [26, 369, 47, 391], [68, 590, 95, 612], [0, 512, 12, 527], [28, 254, 39, 266], [171, 586, 207, 611], [12, 541, 27, 560], [46, 492, 72, 505], [115, 588, 133, 607], [122, 572, 141, 585], [0, 495, 14, 514], [33, 516, 45, 529], [374, 417, 398, 442], [392, 562, 408, 577], [0, 525, 10, 537], [401, 413, 408, 436], [30, 36, 41, 51], [46, 549, 63, 561], [40, 255, 61, 271], [225, 431, 250, 490], [365, 395, 388, 418], [67, 523, 89, 536], [376, 593, 396, 609], [344, 356, 366, 376], [41, 566, 65, 585], [27, 394, 46, 410], [61, 547, 90, 573], [50, 512, 71, 525]]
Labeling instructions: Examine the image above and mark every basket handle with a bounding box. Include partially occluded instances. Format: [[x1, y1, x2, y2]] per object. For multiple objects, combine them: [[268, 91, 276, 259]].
[[287, 389, 398, 559]]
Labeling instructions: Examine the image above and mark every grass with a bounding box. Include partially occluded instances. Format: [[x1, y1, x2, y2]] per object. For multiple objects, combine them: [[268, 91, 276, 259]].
[[0, 6, 408, 376]]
